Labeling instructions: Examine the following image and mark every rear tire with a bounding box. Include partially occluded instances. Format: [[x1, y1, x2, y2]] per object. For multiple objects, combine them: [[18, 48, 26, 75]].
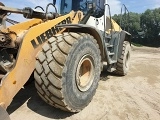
[[34, 32, 101, 112], [114, 41, 131, 75]]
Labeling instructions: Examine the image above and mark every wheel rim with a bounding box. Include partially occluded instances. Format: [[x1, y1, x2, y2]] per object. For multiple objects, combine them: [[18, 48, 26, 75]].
[[125, 51, 130, 69], [76, 54, 95, 92]]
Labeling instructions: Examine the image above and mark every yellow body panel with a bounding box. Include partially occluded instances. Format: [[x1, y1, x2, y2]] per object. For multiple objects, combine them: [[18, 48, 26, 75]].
[[106, 17, 122, 34], [111, 19, 122, 31], [0, 11, 83, 109]]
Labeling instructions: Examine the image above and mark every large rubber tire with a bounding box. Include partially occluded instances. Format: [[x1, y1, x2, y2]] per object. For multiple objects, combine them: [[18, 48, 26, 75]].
[[34, 32, 101, 112], [114, 41, 131, 76]]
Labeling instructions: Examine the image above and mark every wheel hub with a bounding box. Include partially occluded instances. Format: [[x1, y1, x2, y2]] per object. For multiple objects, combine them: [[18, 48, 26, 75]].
[[76, 55, 94, 92]]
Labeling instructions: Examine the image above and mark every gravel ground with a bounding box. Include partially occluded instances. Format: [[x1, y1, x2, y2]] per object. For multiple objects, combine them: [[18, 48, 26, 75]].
[[7, 46, 160, 120]]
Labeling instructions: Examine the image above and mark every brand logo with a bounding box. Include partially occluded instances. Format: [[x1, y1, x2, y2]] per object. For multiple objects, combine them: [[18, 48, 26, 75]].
[[31, 17, 71, 48]]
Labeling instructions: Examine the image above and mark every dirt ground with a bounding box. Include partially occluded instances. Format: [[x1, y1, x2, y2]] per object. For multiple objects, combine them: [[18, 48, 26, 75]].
[[7, 46, 160, 120]]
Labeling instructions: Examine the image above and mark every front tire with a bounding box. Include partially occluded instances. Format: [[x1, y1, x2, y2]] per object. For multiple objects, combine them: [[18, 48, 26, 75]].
[[34, 32, 101, 112]]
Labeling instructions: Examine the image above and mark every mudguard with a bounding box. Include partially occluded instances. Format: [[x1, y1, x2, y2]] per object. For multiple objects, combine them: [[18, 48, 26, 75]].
[[57, 24, 106, 60], [118, 30, 132, 58]]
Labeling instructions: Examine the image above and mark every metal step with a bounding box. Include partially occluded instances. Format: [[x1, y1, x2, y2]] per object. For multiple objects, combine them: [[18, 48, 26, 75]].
[[107, 44, 113, 48], [106, 36, 111, 39], [105, 35, 111, 43], [105, 43, 113, 48], [110, 60, 117, 64], [108, 52, 114, 56]]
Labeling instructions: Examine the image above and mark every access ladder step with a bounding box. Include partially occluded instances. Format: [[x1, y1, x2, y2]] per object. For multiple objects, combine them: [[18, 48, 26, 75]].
[[108, 52, 114, 56], [107, 44, 113, 48], [110, 60, 117, 64], [106, 36, 111, 39], [105, 43, 113, 48]]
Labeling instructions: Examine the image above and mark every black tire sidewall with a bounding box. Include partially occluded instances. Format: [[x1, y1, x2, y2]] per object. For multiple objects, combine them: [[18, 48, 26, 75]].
[[62, 35, 101, 110]]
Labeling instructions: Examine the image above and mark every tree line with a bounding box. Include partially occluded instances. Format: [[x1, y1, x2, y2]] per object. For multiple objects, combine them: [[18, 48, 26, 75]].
[[112, 8, 160, 47]]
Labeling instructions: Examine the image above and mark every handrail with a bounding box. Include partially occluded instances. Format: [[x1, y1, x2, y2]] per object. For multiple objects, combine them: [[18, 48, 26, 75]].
[[120, 4, 130, 32], [104, 4, 112, 39]]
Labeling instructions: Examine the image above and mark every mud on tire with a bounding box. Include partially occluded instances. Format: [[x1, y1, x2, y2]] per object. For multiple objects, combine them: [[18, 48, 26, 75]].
[[34, 32, 101, 112]]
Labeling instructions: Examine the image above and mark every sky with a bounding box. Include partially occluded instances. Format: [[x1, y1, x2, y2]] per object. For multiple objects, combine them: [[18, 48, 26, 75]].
[[1, 0, 160, 23]]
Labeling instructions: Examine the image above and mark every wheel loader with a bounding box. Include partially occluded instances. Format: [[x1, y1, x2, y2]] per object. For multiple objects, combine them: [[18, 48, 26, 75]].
[[0, 0, 131, 119]]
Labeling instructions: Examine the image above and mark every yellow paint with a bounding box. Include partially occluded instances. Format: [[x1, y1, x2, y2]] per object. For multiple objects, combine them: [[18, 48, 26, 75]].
[[111, 19, 122, 31], [106, 17, 122, 34], [0, 9, 121, 109], [0, 11, 83, 109]]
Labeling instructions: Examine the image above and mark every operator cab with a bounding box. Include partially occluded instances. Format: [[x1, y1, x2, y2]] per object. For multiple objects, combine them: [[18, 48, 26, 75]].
[[59, 0, 93, 14], [58, 0, 106, 18]]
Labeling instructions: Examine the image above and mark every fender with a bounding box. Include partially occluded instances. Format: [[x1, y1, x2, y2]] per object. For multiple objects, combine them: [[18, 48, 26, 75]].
[[57, 24, 106, 60], [118, 30, 132, 58]]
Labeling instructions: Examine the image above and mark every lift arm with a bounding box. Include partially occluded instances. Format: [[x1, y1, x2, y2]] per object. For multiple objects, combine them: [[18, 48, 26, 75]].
[[0, 5, 58, 20]]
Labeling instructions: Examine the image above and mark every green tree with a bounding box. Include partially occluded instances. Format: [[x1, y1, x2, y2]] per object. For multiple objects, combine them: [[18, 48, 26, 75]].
[[129, 12, 141, 37], [112, 8, 160, 46], [112, 12, 141, 37], [141, 8, 160, 39]]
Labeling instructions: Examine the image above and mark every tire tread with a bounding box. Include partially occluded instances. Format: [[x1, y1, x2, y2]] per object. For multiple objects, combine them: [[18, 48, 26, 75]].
[[34, 32, 101, 112]]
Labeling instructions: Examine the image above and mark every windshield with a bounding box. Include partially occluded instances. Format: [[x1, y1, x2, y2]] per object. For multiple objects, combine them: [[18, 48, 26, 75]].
[[60, 0, 92, 14]]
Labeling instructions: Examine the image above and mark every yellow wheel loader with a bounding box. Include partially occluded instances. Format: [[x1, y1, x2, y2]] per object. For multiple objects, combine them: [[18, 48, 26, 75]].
[[0, 0, 131, 118]]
